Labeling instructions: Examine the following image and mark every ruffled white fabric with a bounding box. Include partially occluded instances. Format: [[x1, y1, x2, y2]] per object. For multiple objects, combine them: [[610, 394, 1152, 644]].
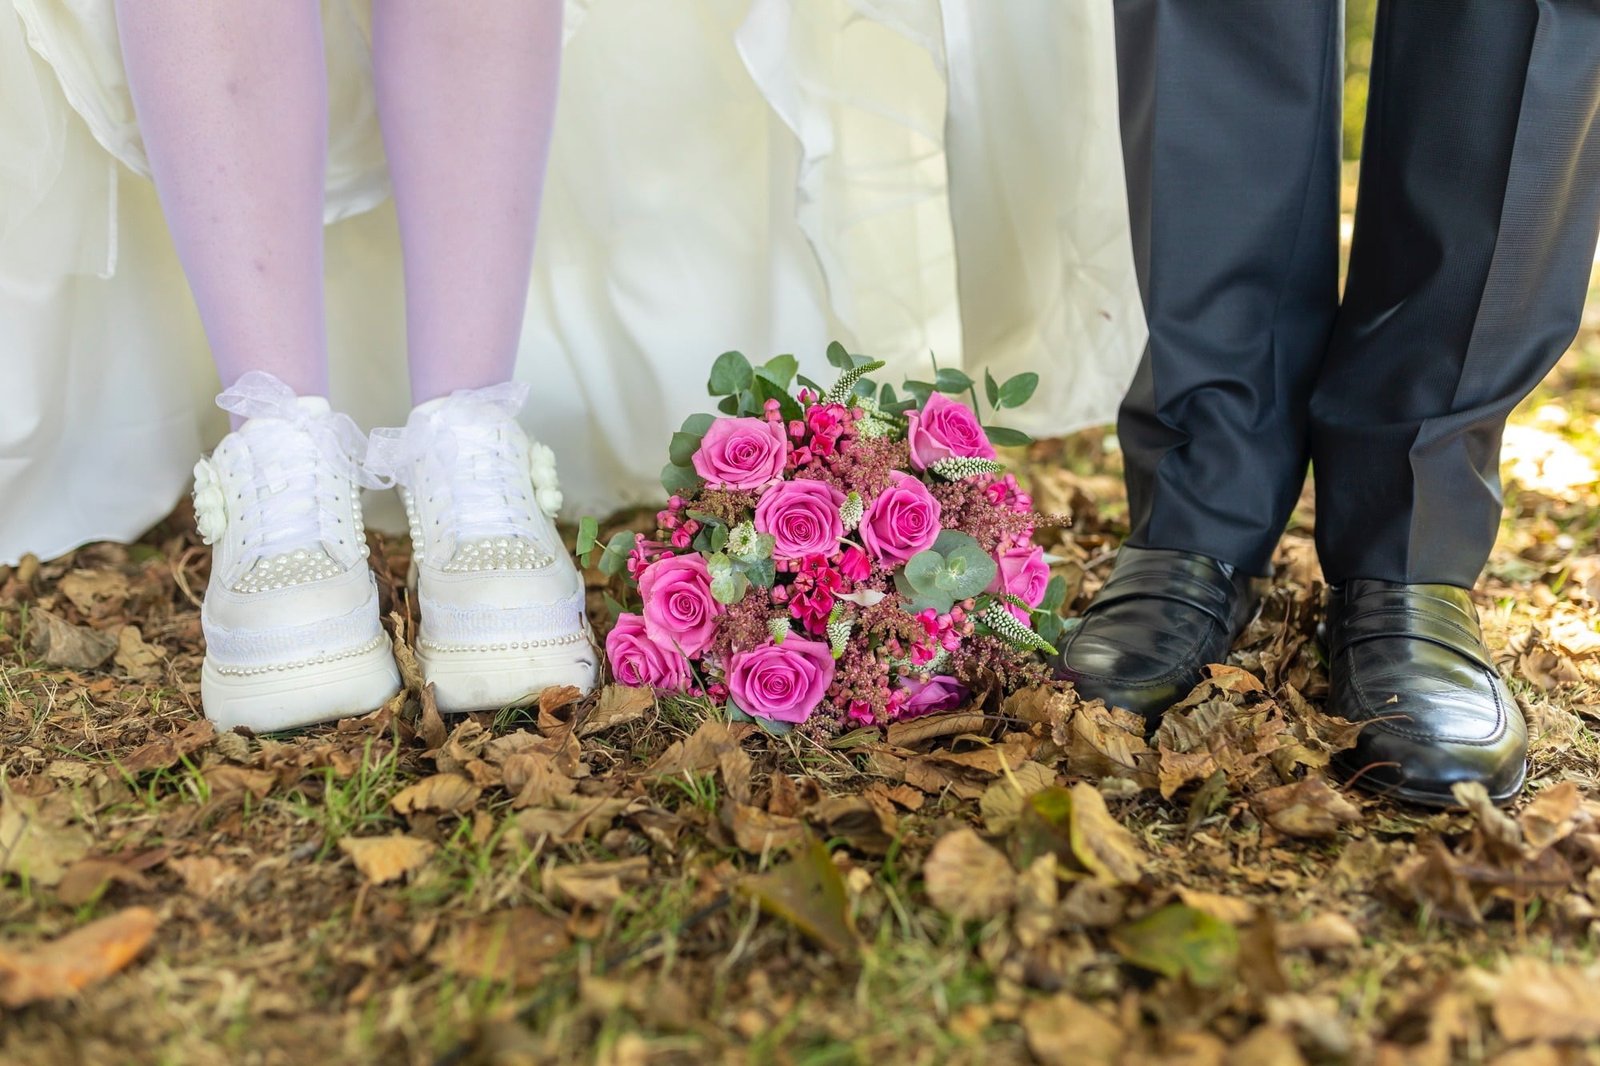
[[0, 0, 1145, 566]]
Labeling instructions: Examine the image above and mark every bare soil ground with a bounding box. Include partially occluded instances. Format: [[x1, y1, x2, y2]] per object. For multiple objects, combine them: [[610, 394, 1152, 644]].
[[2, 296, 1597, 1065]]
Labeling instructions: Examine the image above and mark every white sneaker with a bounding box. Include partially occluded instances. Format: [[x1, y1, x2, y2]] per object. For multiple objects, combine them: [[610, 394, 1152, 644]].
[[195, 373, 401, 731], [370, 382, 597, 712]]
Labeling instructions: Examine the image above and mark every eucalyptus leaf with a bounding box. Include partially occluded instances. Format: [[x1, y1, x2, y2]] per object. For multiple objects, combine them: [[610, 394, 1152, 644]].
[[575, 515, 599, 558], [985, 426, 1034, 448], [902, 380, 935, 406], [984, 368, 1001, 409], [1040, 575, 1068, 613], [760, 354, 799, 389], [826, 341, 854, 370], [710, 523, 729, 554], [681, 412, 716, 436], [660, 462, 705, 497], [998, 372, 1040, 409], [717, 395, 740, 415], [669, 431, 704, 468], [902, 550, 946, 595], [934, 367, 975, 395], [743, 557, 777, 589], [708, 351, 754, 396]]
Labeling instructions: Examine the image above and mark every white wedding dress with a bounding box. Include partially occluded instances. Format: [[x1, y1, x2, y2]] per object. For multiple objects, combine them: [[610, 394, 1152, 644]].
[[0, 0, 1145, 566]]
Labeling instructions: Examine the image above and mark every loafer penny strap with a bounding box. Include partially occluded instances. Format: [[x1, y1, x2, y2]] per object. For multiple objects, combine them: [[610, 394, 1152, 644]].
[[1088, 557, 1236, 628], [1331, 604, 1494, 671]]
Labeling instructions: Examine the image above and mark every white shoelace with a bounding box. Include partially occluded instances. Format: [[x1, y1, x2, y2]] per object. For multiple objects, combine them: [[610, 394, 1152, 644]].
[[429, 422, 540, 549], [232, 425, 348, 563]]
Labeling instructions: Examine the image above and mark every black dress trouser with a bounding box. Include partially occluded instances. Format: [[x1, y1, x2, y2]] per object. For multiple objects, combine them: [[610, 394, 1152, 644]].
[[1112, 0, 1600, 586]]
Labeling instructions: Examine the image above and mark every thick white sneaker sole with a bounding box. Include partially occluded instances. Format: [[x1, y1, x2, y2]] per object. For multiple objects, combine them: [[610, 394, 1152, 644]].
[[415, 627, 598, 713], [201, 635, 402, 733]]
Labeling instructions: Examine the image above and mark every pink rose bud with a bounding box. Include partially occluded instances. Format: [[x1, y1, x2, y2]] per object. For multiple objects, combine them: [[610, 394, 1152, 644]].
[[755, 479, 846, 560], [605, 614, 691, 691], [898, 674, 969, 718], [859, 471, 942, 565], [726, 637, 836, 724], [905, 392, 997, 471], [691, 417, 790, 490], [838, 545, 871, 583], [987, 542, 1050, 623], [638, 553, 723, 657]]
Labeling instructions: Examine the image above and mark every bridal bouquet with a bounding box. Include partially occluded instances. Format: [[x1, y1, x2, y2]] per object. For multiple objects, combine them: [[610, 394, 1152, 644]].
[[580, 344, 1067, 735]]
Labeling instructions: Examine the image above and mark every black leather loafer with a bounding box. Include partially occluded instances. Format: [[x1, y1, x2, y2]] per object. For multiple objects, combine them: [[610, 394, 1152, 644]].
[[1323, 581, 1526, 808], [1054, 545, 1265, 726]]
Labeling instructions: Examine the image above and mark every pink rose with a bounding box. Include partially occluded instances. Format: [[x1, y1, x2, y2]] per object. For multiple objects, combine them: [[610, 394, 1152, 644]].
[[606, 614, 691, 691], [988, 542, 1049, 622], [859, 471, 942, 565], [838, 545, 870, 583], [905, 392, 997, 471], [899, 675, 969, 717], [691, 417, 789, 489], [726, 638, 836, 724], [639, 553, 722, 657], [755, 479, 845, 560]]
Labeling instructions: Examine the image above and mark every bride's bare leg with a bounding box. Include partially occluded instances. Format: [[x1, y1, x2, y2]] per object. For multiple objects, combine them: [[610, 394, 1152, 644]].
[[114, 1, 330, 397], [371, 0, 563, 404]]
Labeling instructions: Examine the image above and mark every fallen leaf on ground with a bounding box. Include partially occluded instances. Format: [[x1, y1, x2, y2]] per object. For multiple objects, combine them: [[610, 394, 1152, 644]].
[[738, 837, 858, 958], [0, 907, 160, 1007], [1064, 700, 1157, 789], [1021, 995, 1124, 1066], [167, 856, 240, 900], [1277, 912, 1361, 952], [1110, 904, 1239, 988], [1489, 958, 1600, 1043], [120, 718, 216, 775], [27, 608, 117, 669], [1251, 777, 1362, 838], [1067, 782, 1147, 885], [55, 857, 153, 906], [544, 857, 650, 910], [580, 685, 655, 736], [727, 804, 807, 854], [339, 834, 436, 885], [805, 794, 897, 855], [429, 909, 570, 988], [113, 625, 163, 680], [0, 787, 92, 886], [979, 761, 1057, 833], [648, 720, 740, 777], [923, 829, 1016, 921], [886, 711, 989, 747], [391, 773, 482, 815], [59, 569, 130, 613]]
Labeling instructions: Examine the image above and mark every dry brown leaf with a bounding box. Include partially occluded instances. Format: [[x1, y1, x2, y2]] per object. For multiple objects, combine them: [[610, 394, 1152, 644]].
[[1227, 1024, 1306, 1066], [391, 773, 482, 816], [512, 797, 636, 844], [648, 720, 740, 777], [1251, 777, 1362, 838], [923, 829, 1016, 921], [1176, 889, 1256, 926], [1068, 782, 1146, 886], [805, 794, 897, 856], [429, 909, 570, 988], [339, 834, 436, 885], [0, 907, 160, 1007], [886, 711, 989, 747], [1021, 995, 1124, 1066], [0, 787, 92, 887], [978, 761, 1058, 833], [416, 682, 447, 750], [112, 625, 164, 680], [1518, 780, 1582, 852], [55, 858, 153, 907], [1277, 913, 1361, 952], [543, 857, 650, 910], [1490, 958, 1600, 1043], [204, 765, 277, 799], [727, 803, 807, 854], [28, 608, 117, 670], [168, 856, 240, 900], [1065, 700, 1157, 788], [580, 685, 654, 737], [503, 752, 577, 809], [59, 569, 130, 613], [120, 718, 216, 775]]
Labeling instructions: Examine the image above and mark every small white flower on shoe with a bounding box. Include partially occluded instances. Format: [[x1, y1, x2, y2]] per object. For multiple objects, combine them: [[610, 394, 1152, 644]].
[[192, 458, 228, 545], [527, 442, 563, 517]]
